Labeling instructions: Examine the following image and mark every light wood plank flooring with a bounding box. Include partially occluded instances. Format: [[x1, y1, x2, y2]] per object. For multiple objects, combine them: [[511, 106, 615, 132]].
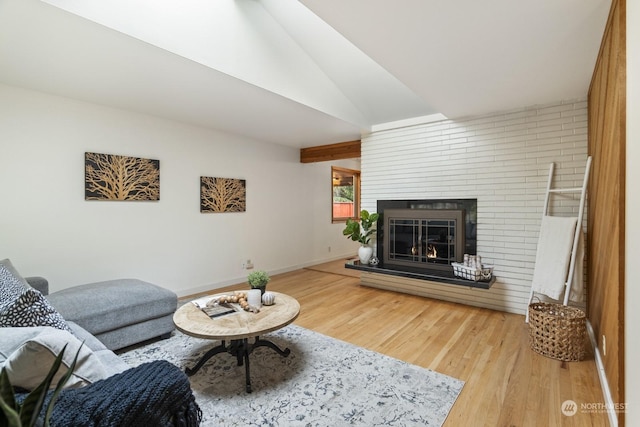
[[190, 260, 608, 427]]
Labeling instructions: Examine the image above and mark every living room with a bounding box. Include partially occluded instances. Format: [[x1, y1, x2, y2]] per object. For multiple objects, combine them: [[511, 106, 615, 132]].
[[1, 0, 639, 426]]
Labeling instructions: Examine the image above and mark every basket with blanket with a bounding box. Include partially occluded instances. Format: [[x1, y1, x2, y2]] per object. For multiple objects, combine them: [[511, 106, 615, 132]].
[[452, 254, 493, 282]]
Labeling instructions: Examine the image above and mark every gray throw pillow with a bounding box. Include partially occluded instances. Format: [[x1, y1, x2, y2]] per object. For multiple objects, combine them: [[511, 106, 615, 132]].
[[0, 259, 71, 332], [1, 326, 108, 390]]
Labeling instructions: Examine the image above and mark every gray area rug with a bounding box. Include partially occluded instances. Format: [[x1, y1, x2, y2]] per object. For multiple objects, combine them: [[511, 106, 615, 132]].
[[119, 324, 464, 426]]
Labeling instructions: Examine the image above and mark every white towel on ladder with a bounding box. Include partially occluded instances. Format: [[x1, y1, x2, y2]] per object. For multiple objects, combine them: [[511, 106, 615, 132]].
[[531, 215, 578, 300], [569, 230, 585, 303]]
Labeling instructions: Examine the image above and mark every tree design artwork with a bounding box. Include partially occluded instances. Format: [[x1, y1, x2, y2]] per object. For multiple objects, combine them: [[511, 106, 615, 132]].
[[200, 176, 246, 213], [85, 152, 160, 201]]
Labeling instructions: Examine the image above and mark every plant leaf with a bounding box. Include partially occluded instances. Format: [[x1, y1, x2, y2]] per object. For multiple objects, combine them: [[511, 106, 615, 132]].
[[0, 396, 21, 427], [19, 344, 67, 427], [0, 368, 17, 414], [43, 343, 83, 426]]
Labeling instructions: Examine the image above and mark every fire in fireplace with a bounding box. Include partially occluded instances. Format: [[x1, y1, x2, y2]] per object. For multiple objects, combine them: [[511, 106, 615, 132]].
[[384, 209, 465, 271], [376, 199, 477, 273], [426, 244, 437, 259]]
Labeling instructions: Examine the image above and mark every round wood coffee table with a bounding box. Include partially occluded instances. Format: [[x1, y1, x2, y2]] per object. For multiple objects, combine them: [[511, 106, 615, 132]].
[[173, 291, 300, 393]]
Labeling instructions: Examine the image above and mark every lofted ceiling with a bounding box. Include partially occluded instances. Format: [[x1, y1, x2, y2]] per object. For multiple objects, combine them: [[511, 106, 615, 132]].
[[0, 0, 610, 148]]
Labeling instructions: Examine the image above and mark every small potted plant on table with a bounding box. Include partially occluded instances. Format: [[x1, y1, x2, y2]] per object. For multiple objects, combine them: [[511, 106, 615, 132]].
[[247, 270, 270, 294]]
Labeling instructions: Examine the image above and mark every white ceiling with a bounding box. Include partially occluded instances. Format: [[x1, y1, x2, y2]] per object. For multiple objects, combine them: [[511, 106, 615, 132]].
[[0, 0, 610, 148]]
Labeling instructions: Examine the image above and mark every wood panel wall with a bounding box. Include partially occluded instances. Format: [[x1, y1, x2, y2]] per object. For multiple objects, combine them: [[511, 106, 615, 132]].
[[587, 0, 626, 422]]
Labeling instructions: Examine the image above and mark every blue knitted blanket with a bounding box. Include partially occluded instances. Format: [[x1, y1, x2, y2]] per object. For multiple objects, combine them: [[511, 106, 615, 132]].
[[42, 360, 201, 427]]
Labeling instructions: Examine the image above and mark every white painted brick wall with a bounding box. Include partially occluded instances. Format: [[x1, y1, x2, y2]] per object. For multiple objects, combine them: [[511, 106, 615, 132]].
[[361, 100, 589, 314]]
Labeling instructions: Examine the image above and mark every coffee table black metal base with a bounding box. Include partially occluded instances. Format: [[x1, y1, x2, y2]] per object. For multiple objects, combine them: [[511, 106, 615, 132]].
[[184, 336, 291, 393]]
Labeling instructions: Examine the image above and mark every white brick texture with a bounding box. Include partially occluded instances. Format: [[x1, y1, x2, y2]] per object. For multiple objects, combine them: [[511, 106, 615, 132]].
[[361, 100, 588, 314]]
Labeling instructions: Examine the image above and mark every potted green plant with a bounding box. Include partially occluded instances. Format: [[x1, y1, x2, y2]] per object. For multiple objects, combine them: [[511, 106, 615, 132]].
[[247, 270, 270, 294], [342, 209, 380, 264], [0, 344, 79, 427]]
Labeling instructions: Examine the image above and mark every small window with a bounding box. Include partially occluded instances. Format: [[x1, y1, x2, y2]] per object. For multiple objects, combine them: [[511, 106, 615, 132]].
[[332, 166, 360, 222]]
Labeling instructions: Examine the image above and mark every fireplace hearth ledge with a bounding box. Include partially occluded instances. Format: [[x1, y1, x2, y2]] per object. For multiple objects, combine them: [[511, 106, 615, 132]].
[[345, 259, 495, 290]]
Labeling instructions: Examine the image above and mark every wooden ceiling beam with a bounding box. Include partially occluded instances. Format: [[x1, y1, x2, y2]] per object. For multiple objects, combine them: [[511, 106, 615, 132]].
[[299, 140, 361, 163]]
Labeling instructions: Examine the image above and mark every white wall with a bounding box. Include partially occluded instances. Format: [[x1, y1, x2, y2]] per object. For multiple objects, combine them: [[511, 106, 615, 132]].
[[0, 84, 358, 296], [361, 100, 588, 314], [626, 0, 639, 422]]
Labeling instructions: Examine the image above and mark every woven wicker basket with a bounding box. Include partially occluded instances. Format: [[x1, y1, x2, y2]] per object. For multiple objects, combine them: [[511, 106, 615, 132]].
[[528, 302, 586, 362]]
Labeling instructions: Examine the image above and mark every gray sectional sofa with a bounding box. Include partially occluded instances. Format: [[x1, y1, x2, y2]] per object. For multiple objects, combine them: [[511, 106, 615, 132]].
[[32, 276, 178, 351], [27, 276, 178, 374], [0, 259, 202, 426], [0, 258, 178, 391]]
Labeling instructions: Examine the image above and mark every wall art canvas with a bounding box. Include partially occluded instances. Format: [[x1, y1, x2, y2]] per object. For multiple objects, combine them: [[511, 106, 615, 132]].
[[200, 176, 246, 213], [85, 152, 160, 201]]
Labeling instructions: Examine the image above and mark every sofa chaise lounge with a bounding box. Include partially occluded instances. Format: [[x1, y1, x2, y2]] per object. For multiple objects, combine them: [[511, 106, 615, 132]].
[[31, 276, 178, 351], [0, 258, 200, 426]]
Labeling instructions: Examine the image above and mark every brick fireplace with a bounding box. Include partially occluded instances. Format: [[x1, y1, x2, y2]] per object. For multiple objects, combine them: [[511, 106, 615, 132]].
[[359, 100, 588, 313], [345, 198, 490, 288], [376, 199, 477, 273]]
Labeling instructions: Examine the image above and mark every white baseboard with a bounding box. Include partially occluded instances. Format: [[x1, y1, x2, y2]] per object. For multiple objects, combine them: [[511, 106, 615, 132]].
[[177, 253, 355, 298], [586, 320, 618, 427]]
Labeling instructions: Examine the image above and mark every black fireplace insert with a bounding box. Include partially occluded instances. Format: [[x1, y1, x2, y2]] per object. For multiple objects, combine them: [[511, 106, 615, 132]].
[[376, 199, 477, 272]]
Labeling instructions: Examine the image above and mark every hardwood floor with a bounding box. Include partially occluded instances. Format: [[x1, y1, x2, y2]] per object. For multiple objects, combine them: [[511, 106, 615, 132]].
[[193, 260, 609, 427]]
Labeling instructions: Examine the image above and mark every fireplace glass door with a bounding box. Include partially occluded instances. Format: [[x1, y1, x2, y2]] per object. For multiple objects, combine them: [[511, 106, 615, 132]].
[[384, 209, 464, 271]]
